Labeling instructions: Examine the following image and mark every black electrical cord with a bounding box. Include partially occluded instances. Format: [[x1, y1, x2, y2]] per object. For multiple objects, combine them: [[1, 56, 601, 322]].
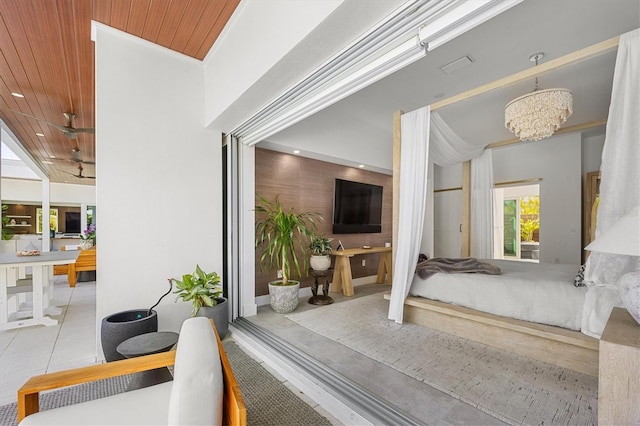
[[148, 279, 172, 317]]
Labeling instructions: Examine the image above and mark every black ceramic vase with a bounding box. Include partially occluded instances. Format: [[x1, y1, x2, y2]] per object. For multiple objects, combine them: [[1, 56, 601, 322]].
[[101, 309, 158, 361]]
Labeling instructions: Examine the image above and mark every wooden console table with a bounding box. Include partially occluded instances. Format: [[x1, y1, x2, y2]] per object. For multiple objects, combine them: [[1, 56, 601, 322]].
[[598, 307, 640, 425], [331, 246, 392, 297]]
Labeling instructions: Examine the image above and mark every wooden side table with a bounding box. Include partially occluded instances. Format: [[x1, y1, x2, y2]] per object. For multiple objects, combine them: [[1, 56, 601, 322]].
[[598, 307, 640, 425], [331, 246, 392, 296], [117, 331, 179, 391], [309, 269, 333, 305]]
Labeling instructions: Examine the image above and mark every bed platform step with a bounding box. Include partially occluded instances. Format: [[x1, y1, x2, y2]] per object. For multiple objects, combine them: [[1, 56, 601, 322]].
[[385, 293, 599, 377]]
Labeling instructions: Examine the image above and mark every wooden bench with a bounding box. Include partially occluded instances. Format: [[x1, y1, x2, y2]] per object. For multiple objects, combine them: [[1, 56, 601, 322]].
[[53, 248, 96, 287], [385, 293, 599, 377]]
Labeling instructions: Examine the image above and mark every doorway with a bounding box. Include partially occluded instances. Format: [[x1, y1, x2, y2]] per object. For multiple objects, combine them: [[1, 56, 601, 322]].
[[494, 184, 540, 262]]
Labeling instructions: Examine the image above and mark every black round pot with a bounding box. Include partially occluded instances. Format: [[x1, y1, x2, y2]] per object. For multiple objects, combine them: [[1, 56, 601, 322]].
[[101, 309, 158, 362], [197, 298, 229, 340]]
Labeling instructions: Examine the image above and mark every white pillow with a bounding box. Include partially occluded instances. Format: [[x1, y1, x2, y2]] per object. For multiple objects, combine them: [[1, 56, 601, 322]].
[[167, 317, 223, 425]]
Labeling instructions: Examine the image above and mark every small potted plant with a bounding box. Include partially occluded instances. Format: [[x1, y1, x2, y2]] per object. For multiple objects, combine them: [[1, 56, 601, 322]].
[[170, 264, 228, 339], [309, 233, 333, 271], [255, 195, 321, 313], [79, 223, 96, 250]]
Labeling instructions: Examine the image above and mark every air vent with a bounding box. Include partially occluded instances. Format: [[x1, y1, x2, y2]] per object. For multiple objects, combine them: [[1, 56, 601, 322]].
[[440, 55, 474, 74]]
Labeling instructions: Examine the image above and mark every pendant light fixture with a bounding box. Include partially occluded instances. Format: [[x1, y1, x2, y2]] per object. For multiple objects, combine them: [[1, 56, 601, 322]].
[[505, 53, 573, 141]]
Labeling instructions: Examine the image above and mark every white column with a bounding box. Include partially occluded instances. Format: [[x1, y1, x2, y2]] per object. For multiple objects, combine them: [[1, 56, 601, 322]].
[[41, 179, 51, 252], [239, 143, 256, 317]]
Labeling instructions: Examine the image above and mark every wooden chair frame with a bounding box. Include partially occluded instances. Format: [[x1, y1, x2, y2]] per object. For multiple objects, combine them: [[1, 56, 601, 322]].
[[17, 319, 246, 425]]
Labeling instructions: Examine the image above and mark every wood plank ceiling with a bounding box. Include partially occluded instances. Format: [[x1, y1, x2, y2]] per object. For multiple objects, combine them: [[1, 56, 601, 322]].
[[0, 0, 239, 185]]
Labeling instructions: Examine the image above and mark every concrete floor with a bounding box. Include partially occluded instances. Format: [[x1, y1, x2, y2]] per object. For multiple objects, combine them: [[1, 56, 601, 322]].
[[247, 281, 506, 425]]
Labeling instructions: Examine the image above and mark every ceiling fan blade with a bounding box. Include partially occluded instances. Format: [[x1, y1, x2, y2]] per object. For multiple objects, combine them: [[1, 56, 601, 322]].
[[12, 110, 94, 136], [60, 158, 96, 165], [59, 169, 95, 179], [71, 128, 95, 134], [11, 109, 58, 126]]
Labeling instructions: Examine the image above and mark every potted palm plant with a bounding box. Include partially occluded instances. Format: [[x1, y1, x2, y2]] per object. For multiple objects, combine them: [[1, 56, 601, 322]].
[[255, 195, 321, 313], [171, 264, 228, 339], [309, 233, 333, 271]]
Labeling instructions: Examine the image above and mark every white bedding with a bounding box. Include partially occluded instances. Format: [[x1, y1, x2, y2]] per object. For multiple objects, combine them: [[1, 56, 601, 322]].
[[409, 259, 587, 330]]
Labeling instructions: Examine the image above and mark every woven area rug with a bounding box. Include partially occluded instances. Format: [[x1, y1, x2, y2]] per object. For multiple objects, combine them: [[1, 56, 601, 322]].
[[0, 340, 330, 426], [287, 293, 598, 425]]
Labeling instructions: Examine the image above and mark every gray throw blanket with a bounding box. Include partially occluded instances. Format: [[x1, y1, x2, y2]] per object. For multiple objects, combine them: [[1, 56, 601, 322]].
[[416, 257, 501, 280]]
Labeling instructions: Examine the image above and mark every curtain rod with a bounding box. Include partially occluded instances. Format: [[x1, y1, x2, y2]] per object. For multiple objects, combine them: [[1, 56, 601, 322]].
[[434, 177, 543, 193]]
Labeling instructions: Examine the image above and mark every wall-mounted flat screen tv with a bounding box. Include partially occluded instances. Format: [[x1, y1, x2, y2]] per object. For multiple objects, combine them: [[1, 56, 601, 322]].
[[65, 212, 81, 233], [333, 178, 383, 234]]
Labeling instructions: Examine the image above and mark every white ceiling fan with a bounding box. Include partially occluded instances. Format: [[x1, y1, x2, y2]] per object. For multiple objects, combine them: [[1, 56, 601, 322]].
[[61, 164, 95, 180], [12, 110, 94, 139]]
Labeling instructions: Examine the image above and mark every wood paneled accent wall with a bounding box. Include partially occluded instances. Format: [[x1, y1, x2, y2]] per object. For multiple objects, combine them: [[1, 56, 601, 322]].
[[255, 148, 392, 297]]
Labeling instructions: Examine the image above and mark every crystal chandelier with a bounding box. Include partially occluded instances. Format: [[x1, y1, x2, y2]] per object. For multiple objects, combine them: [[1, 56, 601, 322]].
[[505, 53, 573, 141]]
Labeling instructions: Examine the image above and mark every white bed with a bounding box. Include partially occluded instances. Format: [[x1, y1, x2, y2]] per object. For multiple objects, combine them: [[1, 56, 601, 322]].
[[409, 259, 587, 330]]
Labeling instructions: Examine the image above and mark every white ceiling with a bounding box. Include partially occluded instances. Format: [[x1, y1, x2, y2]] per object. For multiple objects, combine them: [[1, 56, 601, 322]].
[[256, 0, 639, 174]]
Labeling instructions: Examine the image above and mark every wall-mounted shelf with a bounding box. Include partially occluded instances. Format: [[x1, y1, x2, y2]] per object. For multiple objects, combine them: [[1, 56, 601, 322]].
[[6, 224, 31, 227], [6, 215, 31, 219]]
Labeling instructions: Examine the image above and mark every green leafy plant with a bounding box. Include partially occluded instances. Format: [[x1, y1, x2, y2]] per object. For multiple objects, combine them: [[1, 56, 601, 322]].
[[2, 205, 14, 241], [171, 264, 223, 316], [520, 196, 540, 242], [255, 195, 322, 285], [309, 233, 333, 256]]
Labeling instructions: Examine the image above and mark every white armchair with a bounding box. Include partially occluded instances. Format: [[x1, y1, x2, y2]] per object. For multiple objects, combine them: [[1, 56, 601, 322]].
[[18, 317, 246, 425]]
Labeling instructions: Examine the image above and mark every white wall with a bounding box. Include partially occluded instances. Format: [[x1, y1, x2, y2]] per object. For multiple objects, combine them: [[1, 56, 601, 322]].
[[433, 133, 583, 264], [492, 133, 582, 264], [1, 178, 95, 205], [581, 133, 605, 174], [203, 0, 342, 128], [93, 25, 223, 345]]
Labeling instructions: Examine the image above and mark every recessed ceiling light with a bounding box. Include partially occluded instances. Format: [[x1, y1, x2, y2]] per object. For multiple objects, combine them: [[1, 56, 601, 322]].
[[11, 92, 24, 98], [293, 150, 300, 154], [36, 132, 45, 137], [358, 164, 365, 168], [42, 160, 53, 165], [49, 155, 56, 159]]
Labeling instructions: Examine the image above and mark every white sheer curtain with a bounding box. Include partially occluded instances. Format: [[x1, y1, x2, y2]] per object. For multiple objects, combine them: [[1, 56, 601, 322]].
[[470, 150, 494, 258], [389, 110, 494, 323], [431, 112, 494, 256], [388, 106, 430, 323], [430, 112, 484, 166], [582, 28, 640, 337]]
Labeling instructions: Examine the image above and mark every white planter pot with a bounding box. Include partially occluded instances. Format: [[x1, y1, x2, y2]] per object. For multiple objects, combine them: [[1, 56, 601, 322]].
[[80, 240, 93, 250], [268, 281, 300, 314], [310, 255, 331, 271]]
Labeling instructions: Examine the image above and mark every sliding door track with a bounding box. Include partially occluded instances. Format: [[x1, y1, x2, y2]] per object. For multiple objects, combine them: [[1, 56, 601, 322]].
[[232, 317, 424, 426]]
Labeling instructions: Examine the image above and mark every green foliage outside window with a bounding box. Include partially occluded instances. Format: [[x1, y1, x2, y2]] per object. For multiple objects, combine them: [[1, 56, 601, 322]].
[[520, 196, 540, 242]]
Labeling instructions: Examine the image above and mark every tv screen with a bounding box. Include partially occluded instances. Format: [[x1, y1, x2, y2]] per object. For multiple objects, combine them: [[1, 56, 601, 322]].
[[65, 212, 81, 234], [333, 179, 383, 234]]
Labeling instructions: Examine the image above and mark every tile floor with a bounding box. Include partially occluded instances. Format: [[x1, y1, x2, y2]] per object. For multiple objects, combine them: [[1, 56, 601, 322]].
[[0, 276, 343, 425], [0, 275, 504, 425], [0, 275, 98, 406]]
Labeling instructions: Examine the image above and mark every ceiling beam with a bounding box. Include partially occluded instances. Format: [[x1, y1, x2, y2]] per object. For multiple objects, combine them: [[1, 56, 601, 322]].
[[487, 118, 608, 149], [430, 36, 620, 112]]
